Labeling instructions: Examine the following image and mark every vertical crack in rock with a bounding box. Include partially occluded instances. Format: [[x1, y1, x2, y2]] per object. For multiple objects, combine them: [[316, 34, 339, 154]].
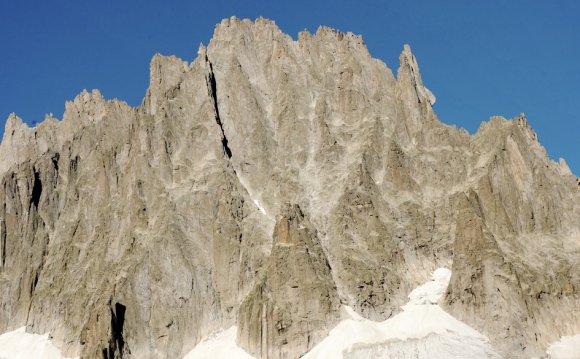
[[205, 56, 233, 159], [0, 219, 5, 267], [30, 272, 39, 295], [104, 302, 127, 359], [51, 153, 60, 174], [30, 169, 42, 209]]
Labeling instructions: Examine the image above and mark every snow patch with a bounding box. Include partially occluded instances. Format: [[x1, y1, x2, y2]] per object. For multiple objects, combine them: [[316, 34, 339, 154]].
[[423, 86, 436, 105], [235, 174, 270, 218], [183, 268, 500, 359], [253, 199, 267, 215], [303, 267, 500, 359], [546, 333, 580, 359], [182, 326, 255, 359], [345, 332, 500, 359], [407, 267, 451, 305], [0, 327, 76, 359]]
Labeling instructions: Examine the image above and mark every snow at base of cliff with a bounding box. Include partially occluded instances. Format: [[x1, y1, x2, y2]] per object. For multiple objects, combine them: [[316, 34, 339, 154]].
[[182, 268, 502, 359], [182, 326, 255, 359], [2, 268, 574, 359], [303, 267, 501, 359], [546, 333, 580, 359], [0, 327, 76, 359]]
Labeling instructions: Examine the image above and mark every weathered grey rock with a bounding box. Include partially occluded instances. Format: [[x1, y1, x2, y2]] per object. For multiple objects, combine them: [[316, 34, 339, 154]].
[[237, 203, 340, 359], [0, 16, 578, 359], [444, 115, 580, 357]]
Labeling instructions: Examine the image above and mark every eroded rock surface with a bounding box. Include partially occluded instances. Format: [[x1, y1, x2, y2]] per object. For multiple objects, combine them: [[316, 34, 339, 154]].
[[0, 16, 578, 359], [237, 203, 340, 359]]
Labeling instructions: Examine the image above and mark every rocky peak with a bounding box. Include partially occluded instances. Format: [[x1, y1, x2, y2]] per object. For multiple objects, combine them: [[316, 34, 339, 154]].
[[310, 26, 368, 51], [211, 16, 286, 44], [2, 113, 26, 141], [0, 113, 60, 174], [145, 54, 190, 116], [0, 17, 578, 359], [392, 44, 442, 148], [62, 89, 108, 123], [512, 112, 539, 142], [397, 44, 436, 106]]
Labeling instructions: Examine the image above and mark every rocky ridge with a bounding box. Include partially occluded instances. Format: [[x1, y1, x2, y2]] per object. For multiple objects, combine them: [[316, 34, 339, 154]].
[[0, 17, 578, 359]]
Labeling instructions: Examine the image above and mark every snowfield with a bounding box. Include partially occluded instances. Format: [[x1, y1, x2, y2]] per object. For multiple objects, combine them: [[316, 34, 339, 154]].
[[0, 327, 76, 359], [180, 268, 501, 359], [302, 268, 501, 359], [1, 268, 576, 359], [183, 326, 254, 359], [546, 333, 580, 359]]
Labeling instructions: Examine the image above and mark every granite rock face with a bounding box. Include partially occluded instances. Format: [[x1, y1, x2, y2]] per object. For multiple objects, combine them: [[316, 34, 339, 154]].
[[0, 17, 579, 359], [237, 203, 341, 359]]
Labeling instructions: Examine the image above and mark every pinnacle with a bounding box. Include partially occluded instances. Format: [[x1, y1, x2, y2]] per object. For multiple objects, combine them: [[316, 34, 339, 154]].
[[399, 44, 417, 70], [3, 113, 26, 137], [6, 112, 24, 127], [397, 43, 436, 106], [197, 43, 206, 57], [211, 16, 283, 43], [398, 44, 418, 73]]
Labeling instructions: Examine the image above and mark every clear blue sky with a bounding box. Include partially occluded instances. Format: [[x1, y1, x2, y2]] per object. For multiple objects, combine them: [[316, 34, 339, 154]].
[[1, 0, 579, 173]]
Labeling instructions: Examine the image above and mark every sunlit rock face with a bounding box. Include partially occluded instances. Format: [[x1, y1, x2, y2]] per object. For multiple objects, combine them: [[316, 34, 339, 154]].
[[1, 16, 579, 359]]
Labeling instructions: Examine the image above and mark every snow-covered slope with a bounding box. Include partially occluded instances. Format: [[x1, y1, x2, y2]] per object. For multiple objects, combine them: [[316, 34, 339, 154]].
[[183, 268, 502, 359], [182, 327, 255, 359], [546, 334, 580, 359], [2, 268, 575, 359], [0, 327, 76, 359], [304, 268, 501, 359]]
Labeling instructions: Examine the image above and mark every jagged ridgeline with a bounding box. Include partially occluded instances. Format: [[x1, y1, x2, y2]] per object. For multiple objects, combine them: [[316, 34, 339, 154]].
[[0, 17, 579, 359]]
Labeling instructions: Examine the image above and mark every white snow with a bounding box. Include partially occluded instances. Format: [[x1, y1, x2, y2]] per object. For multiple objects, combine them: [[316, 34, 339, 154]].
[[407, 267, 451, 305], [252, 199, 267, 215], [182, 326, 255, 359], [304, 268, 501, 359], [235, 174, 270, 218], [3, 268, 500, 359], [184, 268, 501, 359], [546, 333, 580, 359], [0, 327, 76, 359], [423, 85, 436, 106]]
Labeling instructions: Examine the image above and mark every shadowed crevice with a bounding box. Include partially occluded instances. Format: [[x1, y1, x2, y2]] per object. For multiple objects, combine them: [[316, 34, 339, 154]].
[[205, 56, 233, 159], [103, 302, 127, 359], [30, 170, 42, 209], [0, 219, 5, 267]]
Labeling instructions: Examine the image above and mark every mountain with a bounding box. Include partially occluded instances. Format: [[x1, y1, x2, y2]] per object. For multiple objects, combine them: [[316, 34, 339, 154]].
[[0, 17, 578, 359]]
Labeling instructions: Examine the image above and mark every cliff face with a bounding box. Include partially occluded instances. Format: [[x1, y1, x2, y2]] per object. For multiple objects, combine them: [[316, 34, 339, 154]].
[[237, 203, 341, 359], [0, 17, 578, 359]]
